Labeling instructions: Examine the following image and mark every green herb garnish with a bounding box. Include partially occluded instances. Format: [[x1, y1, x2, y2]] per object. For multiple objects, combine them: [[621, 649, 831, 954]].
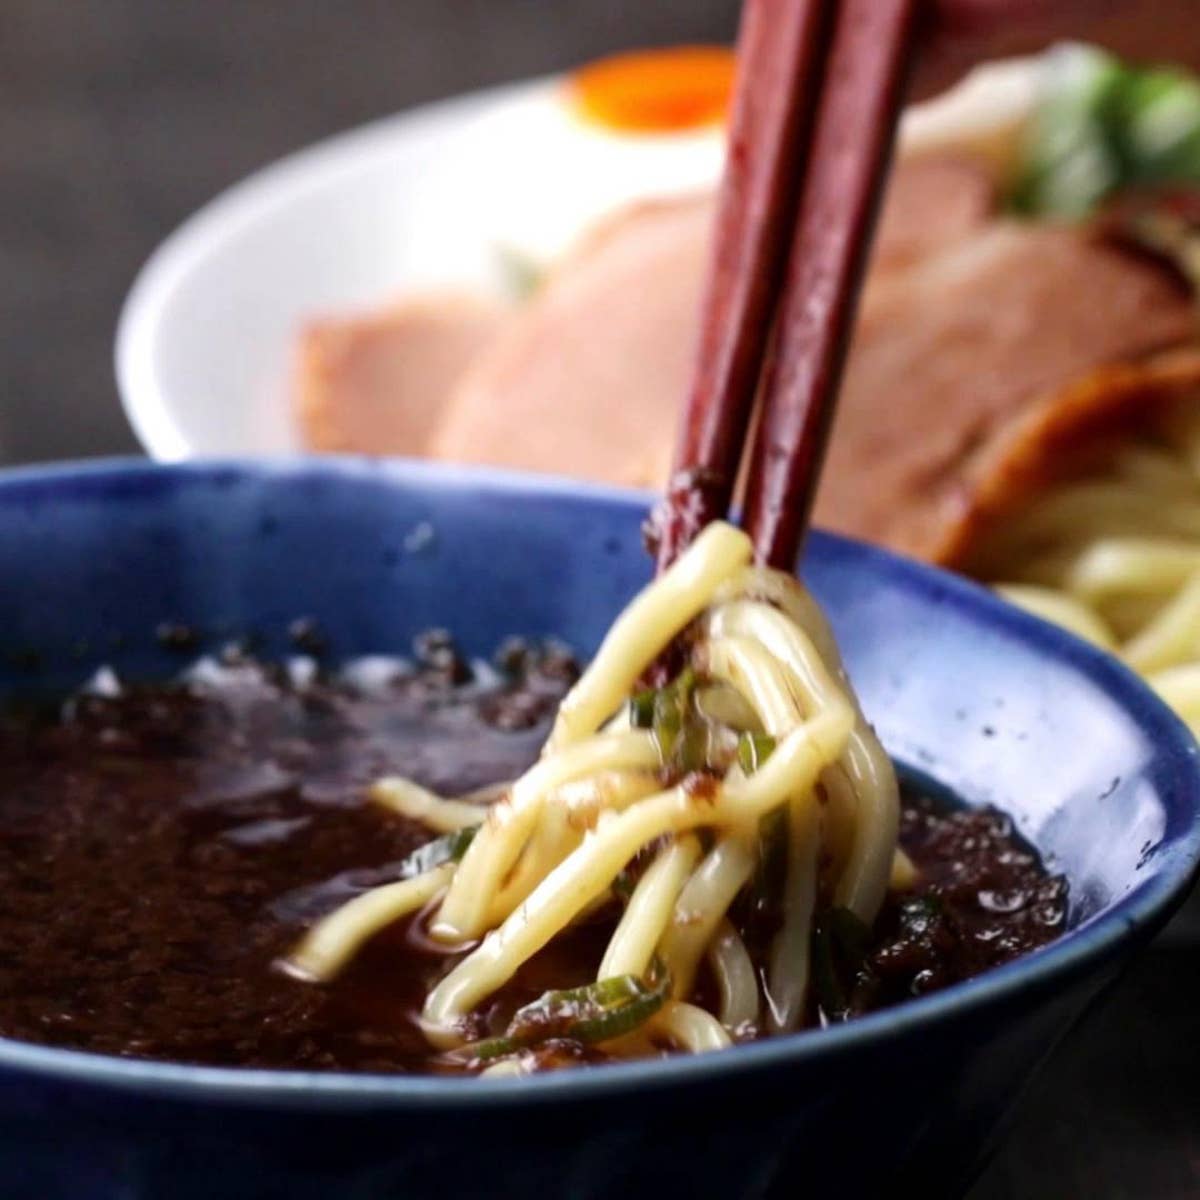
[[628, 688, 657, 729], [399, 825, 478, 878], [812, 906, 874, 1021], [736, 732, 776, 774], [1012, 45, 1200, 218], [459, 965, 670, 1063]]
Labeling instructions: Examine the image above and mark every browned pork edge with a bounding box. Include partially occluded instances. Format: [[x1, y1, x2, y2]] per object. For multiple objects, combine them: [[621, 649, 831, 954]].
[[811, 222, 1199, 561], [938, 348, 1200, 570]]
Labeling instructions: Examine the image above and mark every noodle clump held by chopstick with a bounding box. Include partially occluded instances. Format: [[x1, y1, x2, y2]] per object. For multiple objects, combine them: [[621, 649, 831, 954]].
[[285, 522, 900, 1071]]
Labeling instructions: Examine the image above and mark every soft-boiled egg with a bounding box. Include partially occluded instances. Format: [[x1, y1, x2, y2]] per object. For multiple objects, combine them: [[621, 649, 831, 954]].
[[428, 46, 735, 282]]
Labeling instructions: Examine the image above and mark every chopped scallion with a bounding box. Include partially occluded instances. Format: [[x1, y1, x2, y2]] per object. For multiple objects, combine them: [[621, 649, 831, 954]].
[[399, 825, 478, 878], [736, 732, 776, 774]]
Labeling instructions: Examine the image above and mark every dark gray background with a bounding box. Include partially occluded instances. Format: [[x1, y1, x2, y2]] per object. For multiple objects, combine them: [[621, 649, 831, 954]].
[[3, 0, 740, 463], [3, 3, 1198, 1197]]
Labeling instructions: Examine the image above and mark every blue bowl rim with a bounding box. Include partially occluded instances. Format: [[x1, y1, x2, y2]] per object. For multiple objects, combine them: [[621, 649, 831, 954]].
[[0, 455, 1196, 1111]]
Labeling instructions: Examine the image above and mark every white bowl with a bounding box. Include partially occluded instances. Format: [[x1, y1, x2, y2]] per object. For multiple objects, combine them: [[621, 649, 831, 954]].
[[115, 80, 541, 460], [115, 59, 1040, 461]]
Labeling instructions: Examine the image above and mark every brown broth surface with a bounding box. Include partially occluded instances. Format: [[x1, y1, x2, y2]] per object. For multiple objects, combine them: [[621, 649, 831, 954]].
[[0, 639, 1067, 1072]]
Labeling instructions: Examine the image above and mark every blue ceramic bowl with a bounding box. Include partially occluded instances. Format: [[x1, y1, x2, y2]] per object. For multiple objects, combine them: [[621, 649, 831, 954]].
[[0, 459, 1196, 1200]]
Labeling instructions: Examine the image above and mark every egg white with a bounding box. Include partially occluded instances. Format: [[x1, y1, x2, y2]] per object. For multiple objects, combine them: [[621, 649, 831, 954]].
[[418, 81, 726, 281]]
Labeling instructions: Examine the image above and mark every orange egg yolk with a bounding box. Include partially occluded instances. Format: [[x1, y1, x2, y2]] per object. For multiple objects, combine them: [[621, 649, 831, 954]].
[[569, 46, 735, 134]]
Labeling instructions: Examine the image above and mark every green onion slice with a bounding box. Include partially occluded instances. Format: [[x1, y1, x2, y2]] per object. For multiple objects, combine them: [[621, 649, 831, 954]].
[[459, 964, 671, 1063], [736, 732, 776, 774], [812, 906, 874, 1021], [1012, 45, 1200, 219], [399, 825, 478, 879]]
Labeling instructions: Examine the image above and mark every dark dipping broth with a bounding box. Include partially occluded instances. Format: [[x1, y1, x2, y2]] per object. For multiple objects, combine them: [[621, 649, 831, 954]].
[[0, 634, 1067, 1073]]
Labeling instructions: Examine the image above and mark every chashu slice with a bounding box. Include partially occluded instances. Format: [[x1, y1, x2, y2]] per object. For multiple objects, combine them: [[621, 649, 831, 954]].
[[869, 155, 997, 272], [296, 292, 510, 454], [813, 225, 1198, 560], [431, 157, 996, 486], [935, 348, 1200, 572], [432, 196, 712, 489]]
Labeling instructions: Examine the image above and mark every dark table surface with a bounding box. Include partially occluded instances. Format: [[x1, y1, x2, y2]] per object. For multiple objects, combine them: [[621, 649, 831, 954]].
[[3, 3, 1198, 1196]]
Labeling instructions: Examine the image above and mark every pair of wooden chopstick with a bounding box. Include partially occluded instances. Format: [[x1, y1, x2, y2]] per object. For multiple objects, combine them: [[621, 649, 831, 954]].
[[655, 0, 920, 571]]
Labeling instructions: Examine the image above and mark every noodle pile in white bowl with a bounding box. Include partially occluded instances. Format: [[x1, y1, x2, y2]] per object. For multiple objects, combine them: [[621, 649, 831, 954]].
[[285, 521, 901, 1072], [973, 397, 1200, 733]]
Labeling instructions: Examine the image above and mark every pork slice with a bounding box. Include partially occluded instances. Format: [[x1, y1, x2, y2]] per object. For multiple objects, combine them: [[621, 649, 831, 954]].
[[942, 349, 1200, 570], [296, 293, 509, 454], [870, 156, 996, 274], [812, 223, 1198, 560], [431, 197, 711, 489], [432, 157, 994, 486]]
